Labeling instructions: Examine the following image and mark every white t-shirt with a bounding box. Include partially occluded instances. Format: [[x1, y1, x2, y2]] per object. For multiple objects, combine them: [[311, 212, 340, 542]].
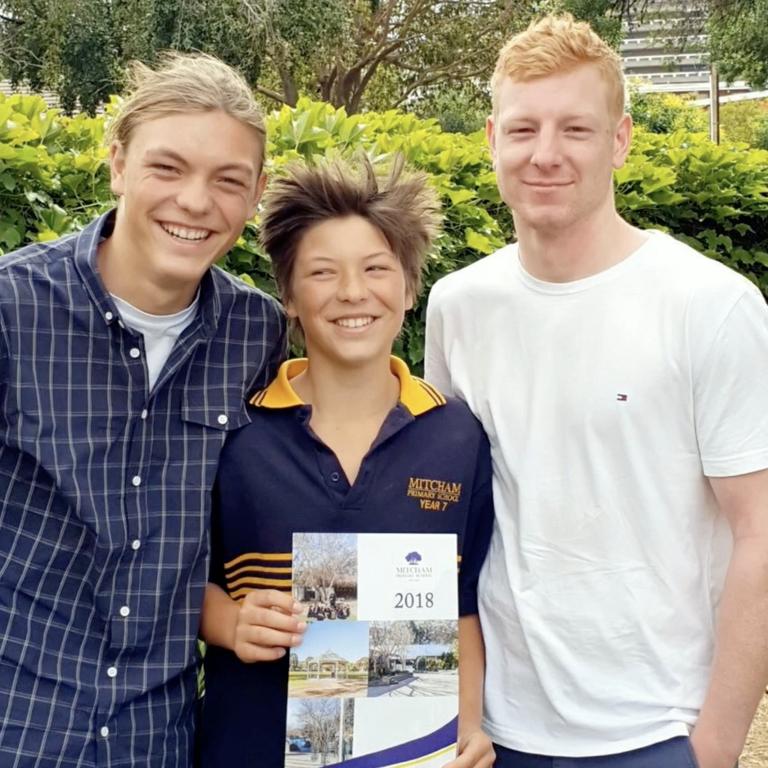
[[425, 232, 768, 756], [111, 294, 199, 390]]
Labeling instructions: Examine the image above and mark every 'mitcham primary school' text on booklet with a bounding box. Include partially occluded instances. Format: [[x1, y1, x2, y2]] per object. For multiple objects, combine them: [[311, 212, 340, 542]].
[[286, 532, 459, 768]]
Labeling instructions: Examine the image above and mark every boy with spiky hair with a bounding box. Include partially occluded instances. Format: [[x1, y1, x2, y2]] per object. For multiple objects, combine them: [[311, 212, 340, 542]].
[[199, 156, 495, 768], [0, 53, 285, 767]]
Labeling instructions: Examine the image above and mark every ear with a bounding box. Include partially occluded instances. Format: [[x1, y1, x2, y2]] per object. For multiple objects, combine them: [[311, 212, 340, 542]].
[[250, 171, 268, 219], [486, 114, 497, 168], [404, 287, 414, 312], [109, 141, 127, 197], [284, 295, 298, 319], [612, 114, 633, 169]]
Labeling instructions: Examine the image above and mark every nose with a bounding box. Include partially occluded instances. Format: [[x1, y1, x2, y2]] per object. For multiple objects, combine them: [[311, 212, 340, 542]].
[[175, 176, 213, 215], [337, 268, 368, 303], [529, 128, 562, 169]]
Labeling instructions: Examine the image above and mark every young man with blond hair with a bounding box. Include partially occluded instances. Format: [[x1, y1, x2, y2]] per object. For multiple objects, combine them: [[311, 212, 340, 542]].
[[0, 53, 285, 767], [426, 14, 768, 768]]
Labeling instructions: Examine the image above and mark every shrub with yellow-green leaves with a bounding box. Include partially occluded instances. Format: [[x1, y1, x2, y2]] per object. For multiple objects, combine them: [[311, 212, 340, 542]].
[[2, 94, 767, 371]]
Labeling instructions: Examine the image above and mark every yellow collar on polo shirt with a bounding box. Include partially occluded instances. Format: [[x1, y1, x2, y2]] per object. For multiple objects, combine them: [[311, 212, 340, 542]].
[[250, 356, 446, 416]]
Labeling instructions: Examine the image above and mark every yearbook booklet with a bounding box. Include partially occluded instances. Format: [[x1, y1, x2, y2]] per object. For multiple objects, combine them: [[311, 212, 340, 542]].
[[285, 532, 459, 768]]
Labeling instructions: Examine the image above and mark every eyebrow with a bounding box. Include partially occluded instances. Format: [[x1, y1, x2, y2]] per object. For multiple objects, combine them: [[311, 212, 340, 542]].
[[144, 148, 255, 178]]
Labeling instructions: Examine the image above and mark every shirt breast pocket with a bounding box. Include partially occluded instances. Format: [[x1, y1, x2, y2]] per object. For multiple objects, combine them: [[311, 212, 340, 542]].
[[173, 393, 252, 493]]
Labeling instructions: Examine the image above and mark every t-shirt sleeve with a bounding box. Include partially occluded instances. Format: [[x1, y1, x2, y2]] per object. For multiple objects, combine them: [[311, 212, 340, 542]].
[[424, 281, 456, 397], [694, 285, 768, 477], [458, 429, 494, 615]]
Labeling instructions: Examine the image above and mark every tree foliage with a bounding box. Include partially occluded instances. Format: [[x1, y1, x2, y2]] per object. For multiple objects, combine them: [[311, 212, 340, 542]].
[[707, 0, 768, 88], [0, 0, 263, 114], [292, 533, 357, 603], [1, 0, 651, 115]]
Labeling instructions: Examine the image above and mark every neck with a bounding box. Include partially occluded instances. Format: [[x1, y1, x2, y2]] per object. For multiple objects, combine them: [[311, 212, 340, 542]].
[[514, 208, 648, 283], [97, 235, 198, 315], [291, 355, 399, 420]]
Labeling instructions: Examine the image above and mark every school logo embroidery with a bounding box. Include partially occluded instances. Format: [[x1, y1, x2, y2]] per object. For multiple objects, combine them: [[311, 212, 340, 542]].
[[405, 551, 422, 564], [407, 477, 463, 511]]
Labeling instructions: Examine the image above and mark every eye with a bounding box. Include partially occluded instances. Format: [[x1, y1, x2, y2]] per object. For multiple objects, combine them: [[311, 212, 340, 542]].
[[151, 163, 178, 174], [366, 263, 392, 272], [505, 126, 534, 137], [565, 126, 591, 135], [221, 177, 247, 188]]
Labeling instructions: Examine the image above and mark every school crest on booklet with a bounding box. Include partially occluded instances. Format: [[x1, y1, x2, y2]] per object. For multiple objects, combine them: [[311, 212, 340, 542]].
[[288, 532, 459, 768]]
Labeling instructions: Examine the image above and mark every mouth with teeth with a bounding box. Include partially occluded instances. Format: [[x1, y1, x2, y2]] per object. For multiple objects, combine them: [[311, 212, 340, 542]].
[[160, 222, 212, 242], [334, 316, 375, 329]]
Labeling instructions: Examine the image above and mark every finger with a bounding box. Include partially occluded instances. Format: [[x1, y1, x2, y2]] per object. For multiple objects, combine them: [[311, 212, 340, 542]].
[[240, 604, 307, 634], [442, 736, 495, 768], [238, 624, 304, 649], [243, 588, 303, 615]]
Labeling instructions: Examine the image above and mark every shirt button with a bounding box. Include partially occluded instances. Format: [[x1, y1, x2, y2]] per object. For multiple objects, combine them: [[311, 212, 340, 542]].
[[330, 472, 340, 483], [119, 606, 130, 618], [131, 539, 141, 550], [105, 311, 114, 321], [107, 666, 118, 678], [131, 475, 141, 487], [140, 409, 148, 420], [217, 414, 228, 426], [100, 726, 109, 738], [129, 347, 141, 359]]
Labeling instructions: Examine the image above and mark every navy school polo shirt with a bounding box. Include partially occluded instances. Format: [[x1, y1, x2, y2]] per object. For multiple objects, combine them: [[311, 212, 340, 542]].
[[197, 357, 494, 768]]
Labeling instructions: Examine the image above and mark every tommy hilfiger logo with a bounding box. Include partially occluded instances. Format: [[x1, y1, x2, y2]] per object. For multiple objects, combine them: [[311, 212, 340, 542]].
[[616, 393, 628, 401], [407, 477, 463, 511]]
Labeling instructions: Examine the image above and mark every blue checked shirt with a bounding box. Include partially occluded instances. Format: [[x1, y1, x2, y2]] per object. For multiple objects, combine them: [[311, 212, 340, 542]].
[[0, 212, 286, 767]]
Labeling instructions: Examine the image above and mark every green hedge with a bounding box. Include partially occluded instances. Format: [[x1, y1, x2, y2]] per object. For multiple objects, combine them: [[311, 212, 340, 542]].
[[2, 94, 768, 371]]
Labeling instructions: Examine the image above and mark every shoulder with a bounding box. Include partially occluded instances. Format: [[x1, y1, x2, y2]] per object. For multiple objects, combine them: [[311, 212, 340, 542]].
[[210, 266, 284, 321], [0, 234, 79, 282], [419, 388, 487, 441], [429, 244, 518, 307], [644, 231, 755, 295]]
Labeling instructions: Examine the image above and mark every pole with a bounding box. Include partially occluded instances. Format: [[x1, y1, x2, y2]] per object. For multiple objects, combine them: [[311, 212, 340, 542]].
[[709, 63, 720, 144]]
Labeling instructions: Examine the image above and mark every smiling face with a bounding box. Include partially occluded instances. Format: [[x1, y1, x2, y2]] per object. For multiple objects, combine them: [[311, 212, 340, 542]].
[[106, 109, 265, 308], [487, 63, 631, 237], [285, 215, 412, 370]]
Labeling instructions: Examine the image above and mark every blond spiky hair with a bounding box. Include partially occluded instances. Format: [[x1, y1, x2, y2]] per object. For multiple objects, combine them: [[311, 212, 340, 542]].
[[491, 14, 625, 118]]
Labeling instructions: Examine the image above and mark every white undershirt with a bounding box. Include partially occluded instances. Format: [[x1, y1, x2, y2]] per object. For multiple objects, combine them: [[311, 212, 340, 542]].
[[111, 293, 199, 390]]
